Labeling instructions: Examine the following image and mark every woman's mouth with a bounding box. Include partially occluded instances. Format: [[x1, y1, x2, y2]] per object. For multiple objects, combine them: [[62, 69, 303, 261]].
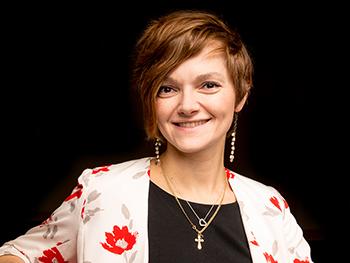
[[174, 119, 210, 128]]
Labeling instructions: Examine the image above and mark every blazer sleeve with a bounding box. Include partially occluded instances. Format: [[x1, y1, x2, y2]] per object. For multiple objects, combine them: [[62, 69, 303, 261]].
[[0, 168, 92, 263], [274, 188, 313, 263]]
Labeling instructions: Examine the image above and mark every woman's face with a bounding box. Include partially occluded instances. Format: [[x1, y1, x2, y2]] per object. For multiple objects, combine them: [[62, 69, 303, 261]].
[[155, 43, 245, 155]]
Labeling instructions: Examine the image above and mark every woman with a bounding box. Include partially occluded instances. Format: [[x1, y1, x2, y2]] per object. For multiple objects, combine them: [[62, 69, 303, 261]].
[[0, 10, 312, 262]]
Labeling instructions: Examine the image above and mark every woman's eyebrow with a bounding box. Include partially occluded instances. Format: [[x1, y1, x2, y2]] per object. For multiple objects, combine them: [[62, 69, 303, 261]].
[[162, 77, 179, 86], [163, 72, 225, 85], [195, 72, 225, 83]]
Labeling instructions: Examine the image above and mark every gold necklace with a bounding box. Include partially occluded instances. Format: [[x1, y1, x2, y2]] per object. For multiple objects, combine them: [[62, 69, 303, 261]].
[[160, 165, 227, 250], [186, 199, 216, 227]]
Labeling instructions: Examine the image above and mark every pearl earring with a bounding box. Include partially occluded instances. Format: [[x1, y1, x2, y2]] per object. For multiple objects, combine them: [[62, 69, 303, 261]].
[[155, 138, 161, 165], [229, 113, 238, 163]]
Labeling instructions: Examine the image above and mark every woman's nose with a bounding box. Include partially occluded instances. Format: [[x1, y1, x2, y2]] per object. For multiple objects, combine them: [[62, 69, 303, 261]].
[[177, 89, 200, 116]]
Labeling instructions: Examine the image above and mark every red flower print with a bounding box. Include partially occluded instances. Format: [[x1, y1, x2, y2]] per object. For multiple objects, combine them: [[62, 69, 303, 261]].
[[294, 258, 310, 263], [65, 183, 83, 201], [92, 165, 110, 174], [101, 225, 137, 255], [38, 244, 67, 263], [250, 240, 259, 246], [269, 196, 282, 212], [249, 231, 259, 246], [263, 252, 278, 263], [283, 199, 289, 209], [225, 168, 235, 179]]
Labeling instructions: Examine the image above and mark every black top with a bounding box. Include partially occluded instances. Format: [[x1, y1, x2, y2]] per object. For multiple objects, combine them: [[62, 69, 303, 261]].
[[148, 181, 253, 263]]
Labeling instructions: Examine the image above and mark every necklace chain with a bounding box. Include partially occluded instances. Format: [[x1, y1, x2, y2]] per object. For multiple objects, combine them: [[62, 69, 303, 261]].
[[160, 164, 227, 250], [185, 200, 216, 227]]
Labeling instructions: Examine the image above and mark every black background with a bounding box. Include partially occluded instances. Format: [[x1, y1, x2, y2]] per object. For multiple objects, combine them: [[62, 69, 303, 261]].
[[1, 1, 345, 261]]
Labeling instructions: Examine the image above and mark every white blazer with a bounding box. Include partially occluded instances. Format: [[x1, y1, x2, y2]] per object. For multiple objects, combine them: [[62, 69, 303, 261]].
[[0, 157, 313, 262]]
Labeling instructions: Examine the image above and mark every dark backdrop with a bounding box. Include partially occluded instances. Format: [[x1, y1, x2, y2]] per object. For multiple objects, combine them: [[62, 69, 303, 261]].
[[2, 1, 345, 261]]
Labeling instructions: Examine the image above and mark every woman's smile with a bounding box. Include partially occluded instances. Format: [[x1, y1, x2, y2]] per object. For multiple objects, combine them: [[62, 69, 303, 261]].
[[173, 119, 211, 128]]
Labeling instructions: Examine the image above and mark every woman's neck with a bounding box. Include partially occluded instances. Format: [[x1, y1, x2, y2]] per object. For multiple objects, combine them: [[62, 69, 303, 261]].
[[159, 145, 227, 203]]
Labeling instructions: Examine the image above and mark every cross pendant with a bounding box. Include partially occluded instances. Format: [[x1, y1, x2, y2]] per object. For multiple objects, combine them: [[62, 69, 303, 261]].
[[195, 233, 204, 250]]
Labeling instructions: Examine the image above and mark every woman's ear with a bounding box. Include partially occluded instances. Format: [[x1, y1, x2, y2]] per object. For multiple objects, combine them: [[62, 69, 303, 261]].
[[234, 93, 248, 112]]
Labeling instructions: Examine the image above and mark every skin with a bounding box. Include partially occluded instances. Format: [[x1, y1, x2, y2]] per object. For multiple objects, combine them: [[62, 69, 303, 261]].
[[150, 42, 247, 204], [0, 255, 24, 263]]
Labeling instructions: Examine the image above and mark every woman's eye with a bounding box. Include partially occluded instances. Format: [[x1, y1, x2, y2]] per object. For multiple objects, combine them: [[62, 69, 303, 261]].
[[157, 86, 176, 97], [202, 81, 220, 89]]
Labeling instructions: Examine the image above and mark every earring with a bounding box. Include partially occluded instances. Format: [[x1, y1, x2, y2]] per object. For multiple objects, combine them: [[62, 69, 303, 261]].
[[229, 113, 238, 163], [155, 138, 161, 165]]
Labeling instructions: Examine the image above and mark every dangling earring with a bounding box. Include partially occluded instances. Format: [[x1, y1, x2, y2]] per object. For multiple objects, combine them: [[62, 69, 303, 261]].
[[229, 113, 238, 163], [155, 138, 161, 165]]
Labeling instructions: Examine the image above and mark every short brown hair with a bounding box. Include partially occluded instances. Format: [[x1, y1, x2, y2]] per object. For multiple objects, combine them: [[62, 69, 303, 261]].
[[131, 10, 253, 140]]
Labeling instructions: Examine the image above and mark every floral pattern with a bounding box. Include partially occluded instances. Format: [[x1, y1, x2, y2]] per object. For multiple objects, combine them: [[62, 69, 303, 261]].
[[92, 165, 111, 175], [294, 258, 310, 263], [81, 190, 102, 223], [263, 252, 278, 263], [37, 242, 67, 263], [269, 196, 282, 212], [100, 225, 137, 255], [64, 183, 83, 201]]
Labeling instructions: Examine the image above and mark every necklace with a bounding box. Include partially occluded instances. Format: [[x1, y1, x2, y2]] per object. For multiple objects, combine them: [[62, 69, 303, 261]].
[[169, 174, 220, 227], [185, 184, 223, 227], [186, 200, 215, 227], [160, 165, 227, 250]]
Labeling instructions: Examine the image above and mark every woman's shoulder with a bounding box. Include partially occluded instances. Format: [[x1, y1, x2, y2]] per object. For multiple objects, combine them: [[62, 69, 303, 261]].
[[79, 157, 152, 186], [228, 170, 288, 209], [104, 157, 151, 173]]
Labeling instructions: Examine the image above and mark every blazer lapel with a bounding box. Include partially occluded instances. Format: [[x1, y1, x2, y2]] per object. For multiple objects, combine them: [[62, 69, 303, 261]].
[[229, 174, 274, 262]]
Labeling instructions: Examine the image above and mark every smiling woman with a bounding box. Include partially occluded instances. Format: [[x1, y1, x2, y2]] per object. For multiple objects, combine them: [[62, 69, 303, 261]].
[[0, 9, 313, 263]]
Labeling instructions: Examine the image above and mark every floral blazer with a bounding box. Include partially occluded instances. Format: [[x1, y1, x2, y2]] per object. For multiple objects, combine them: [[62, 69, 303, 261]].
[[0, 157, 312, 262]]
